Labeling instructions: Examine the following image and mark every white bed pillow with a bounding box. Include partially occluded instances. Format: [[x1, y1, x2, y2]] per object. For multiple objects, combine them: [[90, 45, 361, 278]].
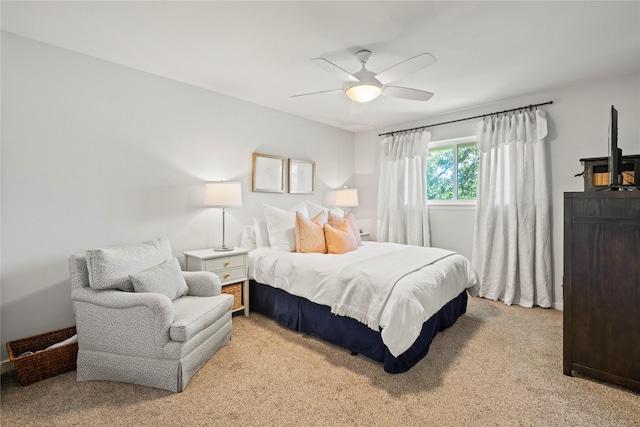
[[263, 202, 309, 252], [306, 200, 344, 219], [240, 225, 257, 250], [254, 218, 271, 247]]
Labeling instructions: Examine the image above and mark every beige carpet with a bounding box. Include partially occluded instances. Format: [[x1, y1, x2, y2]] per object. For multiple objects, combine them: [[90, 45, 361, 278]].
[[2, 297, 639, 426]]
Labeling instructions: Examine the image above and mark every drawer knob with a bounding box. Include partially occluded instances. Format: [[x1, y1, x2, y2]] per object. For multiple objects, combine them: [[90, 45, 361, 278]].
[[224, 273, 230, 279], [224, 261, 230, 266]]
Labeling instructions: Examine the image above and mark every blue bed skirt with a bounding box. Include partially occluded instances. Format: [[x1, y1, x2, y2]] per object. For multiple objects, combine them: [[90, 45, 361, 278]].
[[249, 280, 468, 373]]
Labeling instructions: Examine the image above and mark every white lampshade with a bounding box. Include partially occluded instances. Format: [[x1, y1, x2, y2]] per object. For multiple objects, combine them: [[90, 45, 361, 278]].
[[335, 188, 359, 207], [205, 182, 242, 207]]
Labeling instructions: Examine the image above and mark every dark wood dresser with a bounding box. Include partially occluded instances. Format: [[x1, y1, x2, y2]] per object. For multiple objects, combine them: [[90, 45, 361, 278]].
[[563, 191, 640, 390]]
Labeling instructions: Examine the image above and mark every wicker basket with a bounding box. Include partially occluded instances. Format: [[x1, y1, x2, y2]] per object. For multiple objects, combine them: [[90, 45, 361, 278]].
[[6, 326, 78, 386], [221, 283, 243, 310]]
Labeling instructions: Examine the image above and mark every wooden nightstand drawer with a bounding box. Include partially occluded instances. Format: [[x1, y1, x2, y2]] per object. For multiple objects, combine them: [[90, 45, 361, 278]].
[[214, 266, 245, 283], [205, 255, 245, 271]]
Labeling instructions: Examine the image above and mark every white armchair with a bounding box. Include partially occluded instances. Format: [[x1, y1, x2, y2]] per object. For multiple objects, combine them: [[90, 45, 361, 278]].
[[69, 238, 233, 392]]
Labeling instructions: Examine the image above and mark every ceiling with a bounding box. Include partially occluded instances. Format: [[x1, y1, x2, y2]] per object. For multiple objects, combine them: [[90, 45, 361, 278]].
[[2, 1, 639, 132]]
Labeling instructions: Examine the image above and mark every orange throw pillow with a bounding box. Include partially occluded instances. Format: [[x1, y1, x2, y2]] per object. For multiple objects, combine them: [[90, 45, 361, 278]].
[[324, 221, 358, 254], [295, 211, 327, 253], [327, 211, 343, 227], [328, 211, 362, 246]]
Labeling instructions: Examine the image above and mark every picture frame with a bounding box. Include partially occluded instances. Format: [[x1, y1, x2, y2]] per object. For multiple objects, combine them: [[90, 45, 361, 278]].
[[252, 152, 286, 193], [288, 158, 315, 194]]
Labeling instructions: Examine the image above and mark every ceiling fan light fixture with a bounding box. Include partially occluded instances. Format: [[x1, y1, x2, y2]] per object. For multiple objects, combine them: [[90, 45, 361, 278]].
[[297, 49, 436, 104], [345, 84, 382, 103]]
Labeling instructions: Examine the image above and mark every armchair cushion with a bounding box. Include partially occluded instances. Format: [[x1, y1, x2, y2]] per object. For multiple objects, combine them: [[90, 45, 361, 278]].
[[85, 237, 172, 291], [170, 294, 234, 342], [69, 254, 90, 291], [130, 258, 188, 300]]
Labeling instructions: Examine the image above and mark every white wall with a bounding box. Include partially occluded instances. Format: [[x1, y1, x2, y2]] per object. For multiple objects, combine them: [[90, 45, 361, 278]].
[[3, 32, 638, 369], [355, 72, 640, 310], [0, 33, 355, 363]]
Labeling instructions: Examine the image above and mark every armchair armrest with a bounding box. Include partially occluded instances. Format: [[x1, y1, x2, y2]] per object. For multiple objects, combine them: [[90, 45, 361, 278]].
[[183, 271, 222, 297], [71, 287, 174, 357], [72, 287, 173, 312]]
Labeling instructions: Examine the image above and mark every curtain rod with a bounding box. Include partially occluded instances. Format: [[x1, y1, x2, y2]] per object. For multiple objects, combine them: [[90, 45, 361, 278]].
[[378, 101, 553, 137]]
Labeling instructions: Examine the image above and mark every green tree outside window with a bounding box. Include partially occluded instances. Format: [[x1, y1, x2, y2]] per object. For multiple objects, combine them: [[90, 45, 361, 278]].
[[427, 141, 478, 201]]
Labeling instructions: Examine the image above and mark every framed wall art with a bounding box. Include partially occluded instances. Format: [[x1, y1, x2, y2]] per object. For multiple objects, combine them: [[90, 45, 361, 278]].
[[288, 158, 315, 194], [252, 152, 286, 193]]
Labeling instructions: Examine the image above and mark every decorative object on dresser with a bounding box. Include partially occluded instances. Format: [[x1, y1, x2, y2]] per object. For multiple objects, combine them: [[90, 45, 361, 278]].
[[563, 191, 640, 391], [578, 106, 639, 192], [69, 237, 234, 392], [184, 247, 250, 317], [205, 181, 242, 252], [288, 158, 315, 194], [579, 154, 640, 191], [252, 152, 286, 193]]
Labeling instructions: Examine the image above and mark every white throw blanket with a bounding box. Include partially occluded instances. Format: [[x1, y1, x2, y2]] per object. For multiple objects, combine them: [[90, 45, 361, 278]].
[[331, 246, 456, 331]]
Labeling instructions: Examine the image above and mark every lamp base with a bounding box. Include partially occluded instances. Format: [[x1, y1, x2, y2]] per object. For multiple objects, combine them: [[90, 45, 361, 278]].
[[213, 245, 234, 252]]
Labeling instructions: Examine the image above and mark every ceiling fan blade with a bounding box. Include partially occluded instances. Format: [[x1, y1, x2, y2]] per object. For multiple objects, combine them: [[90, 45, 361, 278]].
[[375, 53, 437, 85], [382, 86, 434, 101], [310, 58, 359, 82], [290, 88, 342, 98]]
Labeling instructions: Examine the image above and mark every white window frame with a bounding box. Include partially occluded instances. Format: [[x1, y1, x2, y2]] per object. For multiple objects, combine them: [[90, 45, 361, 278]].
[[427, 135, 477, 207]]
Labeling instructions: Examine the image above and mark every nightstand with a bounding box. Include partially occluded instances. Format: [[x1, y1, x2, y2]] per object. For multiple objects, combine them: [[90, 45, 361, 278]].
[[359, 231, 371, 241], [183, 247, 250, 316]]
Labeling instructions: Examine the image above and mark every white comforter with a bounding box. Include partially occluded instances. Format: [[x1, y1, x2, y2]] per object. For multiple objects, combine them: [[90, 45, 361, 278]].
[[249, 242, 479, 357]]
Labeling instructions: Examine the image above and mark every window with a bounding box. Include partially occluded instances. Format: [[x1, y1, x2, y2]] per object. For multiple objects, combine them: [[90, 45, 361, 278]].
[[426, 136, 479, 203]]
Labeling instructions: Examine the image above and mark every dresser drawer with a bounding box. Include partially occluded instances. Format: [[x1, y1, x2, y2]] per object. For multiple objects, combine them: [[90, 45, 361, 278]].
[[213, 266, 245, 283], [205, 255, 246, 271]]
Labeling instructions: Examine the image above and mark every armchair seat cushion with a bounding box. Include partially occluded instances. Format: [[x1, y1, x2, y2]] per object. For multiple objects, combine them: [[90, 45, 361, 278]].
[[170, 293, 234, 343]]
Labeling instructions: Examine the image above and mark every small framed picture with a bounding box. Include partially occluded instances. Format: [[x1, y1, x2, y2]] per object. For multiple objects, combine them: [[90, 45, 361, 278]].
[[288, 158, 315, 194], [252, 153, 286, 193]]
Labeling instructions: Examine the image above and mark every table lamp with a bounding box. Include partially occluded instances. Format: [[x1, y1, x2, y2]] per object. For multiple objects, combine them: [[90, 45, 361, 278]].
[[335, 187, 359, 208], [205, 181, 242, 251]]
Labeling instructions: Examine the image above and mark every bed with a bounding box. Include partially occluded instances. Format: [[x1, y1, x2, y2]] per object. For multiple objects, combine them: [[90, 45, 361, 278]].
[[247, 239, 479, 373]]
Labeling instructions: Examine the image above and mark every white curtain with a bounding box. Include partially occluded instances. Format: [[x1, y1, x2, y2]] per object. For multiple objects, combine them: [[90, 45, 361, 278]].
[[472, 109, 552, 308], [377, 130, 431, 246]]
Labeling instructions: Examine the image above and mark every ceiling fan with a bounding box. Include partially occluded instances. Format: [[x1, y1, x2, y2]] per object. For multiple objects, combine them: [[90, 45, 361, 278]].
[[292, 50, 436, 103]]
